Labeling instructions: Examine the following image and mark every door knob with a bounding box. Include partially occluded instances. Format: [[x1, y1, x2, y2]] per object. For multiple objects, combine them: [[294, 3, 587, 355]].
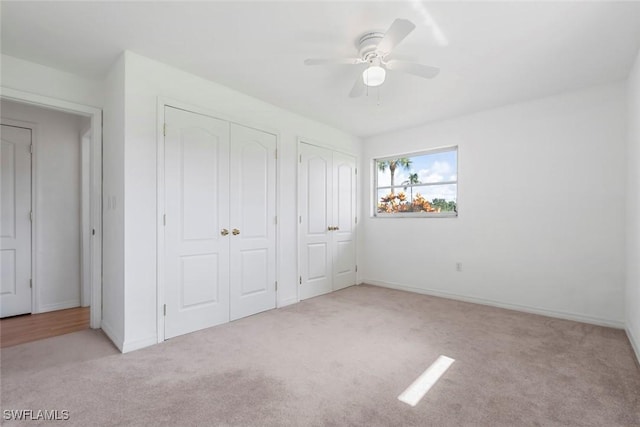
[[221, 229, 229, 236], [232, 228, 240, 235]]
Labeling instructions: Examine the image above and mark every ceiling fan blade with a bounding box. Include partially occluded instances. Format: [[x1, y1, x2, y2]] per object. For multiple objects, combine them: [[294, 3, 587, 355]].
[[377, 19, 416, 54], [304, 58, 361, 66], [385, 60, 440, 79], [349, 76, 365, 98]]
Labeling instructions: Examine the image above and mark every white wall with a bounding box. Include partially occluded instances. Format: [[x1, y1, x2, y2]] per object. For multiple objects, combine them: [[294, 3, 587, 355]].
[[100, 54, 126, 351], [362, 83, 627, 327], [626, 50, 640, 362], [1, 54, 104, 108], [120, 51, 361, 351], [1, 100, 87, 312]]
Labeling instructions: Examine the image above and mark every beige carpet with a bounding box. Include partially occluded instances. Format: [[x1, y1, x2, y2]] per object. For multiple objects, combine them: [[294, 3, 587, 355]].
[[1, 284, 639, 426]]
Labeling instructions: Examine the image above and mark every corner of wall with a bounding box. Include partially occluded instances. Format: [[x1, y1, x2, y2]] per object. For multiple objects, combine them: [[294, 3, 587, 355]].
[[627, 327, 640, 367], [626, 47, 640, 366], [101, 52, 127, 351], [121, 335, 157, 354], [100, 319, 124, 352]]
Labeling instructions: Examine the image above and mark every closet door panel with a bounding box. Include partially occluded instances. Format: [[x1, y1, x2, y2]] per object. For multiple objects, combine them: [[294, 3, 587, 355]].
[[164, 107, 230, 339], [332, 152, 357, 291], [299, 143, 333, 300], [229, 124, 277, 320]]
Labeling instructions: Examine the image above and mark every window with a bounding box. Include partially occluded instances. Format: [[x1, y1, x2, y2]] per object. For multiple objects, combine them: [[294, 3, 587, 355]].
[[374, 147, 458, 217]]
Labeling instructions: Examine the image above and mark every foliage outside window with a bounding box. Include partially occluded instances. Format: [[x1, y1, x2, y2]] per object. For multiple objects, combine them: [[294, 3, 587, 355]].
[[374, 147, 458, 217]]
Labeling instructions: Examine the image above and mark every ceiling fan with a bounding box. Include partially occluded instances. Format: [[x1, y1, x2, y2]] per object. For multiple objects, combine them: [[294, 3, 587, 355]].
[[304, 19, 440, 98]]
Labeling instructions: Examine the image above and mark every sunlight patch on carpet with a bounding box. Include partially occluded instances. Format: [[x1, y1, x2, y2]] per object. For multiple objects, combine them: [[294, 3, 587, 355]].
[[398, 355, 455, 406]]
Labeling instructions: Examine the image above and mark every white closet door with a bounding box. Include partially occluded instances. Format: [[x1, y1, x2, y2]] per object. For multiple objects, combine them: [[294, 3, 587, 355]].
[[1, 125, 32, 317], [299, 143, 333, 300], [229, 124, 277, 320], [332, 151, 356, 291], [164, 107, 230, 339]]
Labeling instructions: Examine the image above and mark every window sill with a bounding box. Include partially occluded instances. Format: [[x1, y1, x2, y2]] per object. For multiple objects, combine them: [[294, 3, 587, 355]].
[[372, 212, 458, 218]]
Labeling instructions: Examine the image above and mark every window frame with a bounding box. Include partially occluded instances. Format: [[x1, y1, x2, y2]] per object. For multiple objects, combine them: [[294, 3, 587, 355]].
[[373, 146, 458, 218]]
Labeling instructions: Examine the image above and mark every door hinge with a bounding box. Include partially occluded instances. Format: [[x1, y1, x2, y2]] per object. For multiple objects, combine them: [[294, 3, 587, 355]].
[[92, 228, 96, 236], [299, 276, 302, 285], [275, 149, 278, 159], [163, 304, 166, 316], [355, 265, 358, 273], [163, 214, 166, 226], [299, 154, 302, 163], [274, 216, 278, 225], [30, 278, 32, 289], [355, 216, 357, 224], [275, 281, 278, 291], [355, 167, 357, 175], [30, 211, 33, 222], [29, 144, 33, 154], [163, 123, 167, 136]]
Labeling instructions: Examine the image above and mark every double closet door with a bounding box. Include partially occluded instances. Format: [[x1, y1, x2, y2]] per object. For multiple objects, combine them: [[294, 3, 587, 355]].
[[164, 107, 277, 339], [299, 142, 357, 300]]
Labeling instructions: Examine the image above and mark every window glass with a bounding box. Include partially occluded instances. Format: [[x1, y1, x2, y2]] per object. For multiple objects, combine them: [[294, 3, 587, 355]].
[[375, 147, 457, 216]]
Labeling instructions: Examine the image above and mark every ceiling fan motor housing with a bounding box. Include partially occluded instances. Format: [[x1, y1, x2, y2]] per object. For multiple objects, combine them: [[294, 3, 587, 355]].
[[357, 32, 385, 62]]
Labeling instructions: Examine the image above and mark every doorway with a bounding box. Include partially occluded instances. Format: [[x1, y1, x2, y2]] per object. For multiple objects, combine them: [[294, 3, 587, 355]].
[[0, 88, 102, 330]]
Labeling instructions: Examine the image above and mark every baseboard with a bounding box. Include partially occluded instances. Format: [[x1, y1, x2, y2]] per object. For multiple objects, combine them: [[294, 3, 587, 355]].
[[100, 320, 124, 352], [627, 327, 640, 366], [364, 279, 625, 329], [36, 299, 81, 314], [122, 335, 157, 353]]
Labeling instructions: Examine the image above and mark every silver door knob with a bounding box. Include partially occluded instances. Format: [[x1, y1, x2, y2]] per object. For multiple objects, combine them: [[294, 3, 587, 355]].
[[221, 229, 229, 236], [232, 228, 240, 235]]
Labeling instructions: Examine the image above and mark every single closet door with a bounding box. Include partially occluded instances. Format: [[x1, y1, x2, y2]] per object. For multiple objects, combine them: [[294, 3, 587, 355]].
[[1, 124, 32, 317], [164, 107, 230, 339], [229, 124, 277, 321], [299, 142, 356, 300]]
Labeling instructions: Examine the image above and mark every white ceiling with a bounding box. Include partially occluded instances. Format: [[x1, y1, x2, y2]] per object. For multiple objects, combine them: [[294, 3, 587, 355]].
[[3, 1, 640, 137]]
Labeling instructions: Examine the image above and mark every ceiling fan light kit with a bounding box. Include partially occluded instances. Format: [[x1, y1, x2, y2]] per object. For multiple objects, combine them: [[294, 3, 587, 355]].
[[304, 18, 440, 97], [363, 64, 386, 87]]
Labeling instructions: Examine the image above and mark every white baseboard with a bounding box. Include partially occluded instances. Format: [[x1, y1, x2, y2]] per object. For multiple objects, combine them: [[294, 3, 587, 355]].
[[627, 327, 640, 366], [36, 299, 81, 314], [122, 335, 157, 353], [100, 320, 123, 352], [364, 279, 625, 329]]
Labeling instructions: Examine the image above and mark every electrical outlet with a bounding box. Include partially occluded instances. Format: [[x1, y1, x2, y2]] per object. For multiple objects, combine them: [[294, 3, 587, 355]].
[[456, 262, 463, 272]]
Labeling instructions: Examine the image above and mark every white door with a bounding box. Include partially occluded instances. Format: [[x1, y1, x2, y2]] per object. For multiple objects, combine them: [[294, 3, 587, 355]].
[[164, 107, 230, 339], [1, 124, 32, 317], [299, 143, 333, 300], [229, 124, 277, 320], [332, 151, 357, 291]]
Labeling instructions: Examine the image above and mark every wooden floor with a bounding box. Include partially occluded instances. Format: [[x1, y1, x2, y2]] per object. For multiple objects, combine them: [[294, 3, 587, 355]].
[[0, 307, 90, 348]]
